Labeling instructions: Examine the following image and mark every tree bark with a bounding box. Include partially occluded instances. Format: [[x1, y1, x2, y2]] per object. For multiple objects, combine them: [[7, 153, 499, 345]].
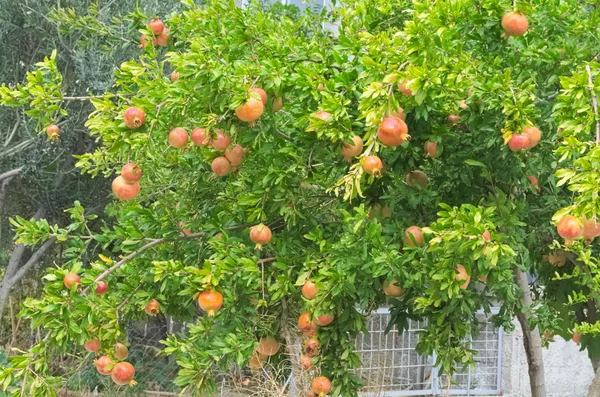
[[514, 268, 547, 397], [588, 359, 600, 397]]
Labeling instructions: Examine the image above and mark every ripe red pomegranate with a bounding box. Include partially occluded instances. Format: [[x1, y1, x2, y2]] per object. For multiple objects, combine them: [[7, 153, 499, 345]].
[[404, 226, 424, 247], [501, 12, 529, 37], [378, 116, 409, 146], [256, 337, 280, 357], [155, 28, 170, 46], [483, 230, 491, 241], [168, 127, 188, 148], [272, 97, 284, 111], [302, 280, 318, 300], [398, 80, 413, 96], [211, 130, 231, 151], [317, 83, 325, 91], [95, 280, 109, 295], [557, 215, 583, 241], [544, 251, 567, 267], [459, 100, 469, 109], [527, 175, 539, 190], [211, 156, 231, 176], [63, 273, 80, 289], [250, 223, 272, 250], [390, 107, 406, 121], [139, 34, 155, 47], [114, 342, 129, 360], [523, 126, 541, 148], [455, 264, 470, 290], [317, 314, 334, 327], [148, 17, 165, 36], [424, 141, 438, 158], [446, 114, 460, 127], [191, 128, 211, 146], [144, 299, 160, 316], [250, 88, 268, 106], [406, 170, 428, 189], [508, 134, 530, 151], [235, 97, 264, 126], [84, 338, 101, 353], [111, 362, 135, 386], [112, 176, 140, 201], [311, 376, 332, 396], [46, 124, 60, 140], [123, 107, 145, 129], [383, 279, 404, 297], [95, 355, 113, 375], [573, 332, 581, 345], [198, 290, 223, 317], [298, 312, 318, 337], [300, 355, 315, 370], [171, 71, 180, 82], [361, 156, 383, 176], [304, 338, 320, 357], [315, 111, 332, 122], [121, 163, 142, 183], [224, 145, 246, 166], [583, 216, 600, 238], [341, 136, 364, 161]]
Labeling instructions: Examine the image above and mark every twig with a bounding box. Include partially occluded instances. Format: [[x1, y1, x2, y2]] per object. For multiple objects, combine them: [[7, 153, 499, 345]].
[[274, 130, 293, 142], [585, 64, 600, 145], [288, 57, 343, 72], [0, 167, 22, 182], [4, 112, 20, 148]]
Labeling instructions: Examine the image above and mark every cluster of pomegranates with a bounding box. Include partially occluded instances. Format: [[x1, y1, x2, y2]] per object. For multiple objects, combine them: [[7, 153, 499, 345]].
[[508, 126, 542, 152], [112, 162, 142, 200], [140, 17, 170, 47], [91, 342, 136, 386], [248, 336, 280, 370], [63, 273, 109, 295], [557, 214, 600, 245]]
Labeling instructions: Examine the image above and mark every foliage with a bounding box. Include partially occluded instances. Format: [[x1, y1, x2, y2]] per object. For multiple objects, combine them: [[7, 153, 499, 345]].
[[2, 0, 600, 396]]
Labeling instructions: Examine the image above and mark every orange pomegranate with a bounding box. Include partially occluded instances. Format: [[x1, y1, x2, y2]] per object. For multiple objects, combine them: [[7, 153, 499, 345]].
[[249, 224, 272, 250], [114, 342, 129, 360], [302, 280, 318, 300], [250, 88, 268, 106], [211, 130, 231, 151], [298, 312, 318, 337], [311, 376, 332, 396], [256, 337, 280, 357], [112, 176, 140, 201], [144, 299, 160, 316], [304, 338, 320, 357], [121, 163, 142, 183], [583, 216, 600, 239], [404, 226, 424, 247], [341, 135, 364, 161], [317, 314, 334, 327], [424, 141, 438, 158], [523, 126, 541, 148], [557, 215, 583, 241], [455, 264, 470, 290], [377, 116, 409, 147], [198, 290, 223, 317], [398, 80, 413, 96], [46, 124, 60, 140], [235, 97, 264, 127], [300, 355, 315, 370], [383, 279, 404, 297], [168, 127, 188, 148], [361, 156, 383, 176], [63, 273, 80, 289], [111, 362, 135, 386], [211, 156, 231, 177], [84, 338, 101, 353], [95, 355, 113, 375], [191, 128, 211, 146], [406, 170, 428, 189], [224, 145, 246, 166], [123, 107, 145, 129], [501, 12, 529, 37]]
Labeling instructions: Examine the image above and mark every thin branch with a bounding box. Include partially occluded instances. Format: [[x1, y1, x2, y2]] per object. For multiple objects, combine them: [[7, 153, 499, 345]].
[[585, 64, 600, 145], [0, 139, 34, 158], [4, 112, 20, 147], [288, 57, 343, 72], [0, 167, 23, 183], [8, 238, 57, 286], [274, 130, 293, 142], [257, 257, 276, 264]]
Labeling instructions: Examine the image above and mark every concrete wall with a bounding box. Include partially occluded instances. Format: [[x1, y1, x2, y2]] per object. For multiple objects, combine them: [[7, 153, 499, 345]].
[[501, 321, 594, 397]]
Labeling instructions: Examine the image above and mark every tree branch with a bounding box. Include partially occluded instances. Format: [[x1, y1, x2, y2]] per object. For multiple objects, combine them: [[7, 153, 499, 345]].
[[585, 64, 600, 145], [8, 238, 56, 286], [0, 167, 23, 182]]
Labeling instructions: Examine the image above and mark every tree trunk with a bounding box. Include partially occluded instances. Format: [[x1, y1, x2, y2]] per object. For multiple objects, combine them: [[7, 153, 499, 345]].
[[588, 359, 600, 397], [514, 268, 547, 397]]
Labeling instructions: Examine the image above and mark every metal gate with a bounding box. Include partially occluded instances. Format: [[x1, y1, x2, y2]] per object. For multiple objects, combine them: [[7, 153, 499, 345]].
[[354, 308, 503, 396]]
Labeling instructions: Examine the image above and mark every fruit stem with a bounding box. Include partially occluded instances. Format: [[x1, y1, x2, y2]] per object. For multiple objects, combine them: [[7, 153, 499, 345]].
[[255, 243, 263, 250], [208, 310, 215, 317]]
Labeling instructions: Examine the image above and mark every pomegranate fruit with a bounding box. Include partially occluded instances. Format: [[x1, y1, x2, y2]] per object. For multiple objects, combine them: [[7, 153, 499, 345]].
[[317, 83, 325, 91], [298, 312, 318, 337], [361, 156, 383, 176], [272, 96, 284, 111], [191, 128, 211, 146], [315, 111, 332, 122], [249, 223, 272, 250], [114, 342, 129, 360], [224, 145, 246, 166], [198, 290, 223, 317], [527, 175, 539, 190], [95, 280, 109, 295], [63, 273, 80, 289], [302, 280, 318, 300], [256, 337, 280, 357], [404, 226, 424, 247], [455, 264, 470, 290], [111, 362, 135, 386], [583, 216, 600, 238], [235, 97, 264, 126], [248, 352, 264, 369], [573, 332, 581, 344], [508, 134, 530, 151], [311, 376, 332, 396], [377, 116, 409, 147], [304, 338, 320, 357], [46, 124, 60, 140], [557, 215, 583, 241], [148, 17, 165, 36], [543, 331, 555, 340], [424, 141, 438, 158], [95, 355, 113, 375], [123, 107, 145, 129], [155, 28, 170, 46], [406, 170, 429, 189], [211, 156, 231, 176], [501, 12, 529, 37], [483, 230, 491, 241], [390, 107, 406, 121], [139, 34, 155, 47], [242, 378, 250, 387], [168, 127, 188, 148], [112, 176, 140, 201], [459, 100, 469, 109], [250, 88, 268, 106], [211, 130, 231, 151], [144, 299, 160, 316], [523, 126, 541, 148], [479, 274, 488, 282], [121, 163, 142, 183], [544, 251, 567, 267], [446, 114, 460, 127], [171, 71, 180, 82], [84, 338, 101, 353], [383, 279, 404, 297], [300, 355, 315, 370], [317, 314, 334, 327], [341, 135, 364, 161], [398, 80, 413, 96]]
